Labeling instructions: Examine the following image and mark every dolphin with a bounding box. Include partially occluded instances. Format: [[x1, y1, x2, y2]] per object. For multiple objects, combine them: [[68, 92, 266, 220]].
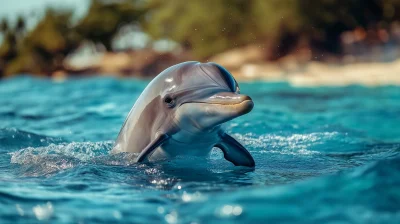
[[113, 61, 255, 167]]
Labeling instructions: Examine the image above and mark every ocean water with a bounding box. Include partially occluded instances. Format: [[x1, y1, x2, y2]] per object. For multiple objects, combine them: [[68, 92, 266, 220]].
[[0, 76, 399, 223]]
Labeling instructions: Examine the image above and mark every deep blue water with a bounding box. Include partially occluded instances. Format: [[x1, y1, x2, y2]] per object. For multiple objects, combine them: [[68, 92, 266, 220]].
[[0, 76, 399, 223]]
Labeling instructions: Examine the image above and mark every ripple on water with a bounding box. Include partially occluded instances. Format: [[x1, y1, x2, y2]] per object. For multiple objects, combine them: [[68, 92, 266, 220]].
[[0, 128, 63, 152]]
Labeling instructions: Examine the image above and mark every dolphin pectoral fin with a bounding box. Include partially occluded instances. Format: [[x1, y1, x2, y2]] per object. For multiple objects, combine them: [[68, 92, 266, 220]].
[[136, 134, 170, 163], [216, 133, 255, 167]]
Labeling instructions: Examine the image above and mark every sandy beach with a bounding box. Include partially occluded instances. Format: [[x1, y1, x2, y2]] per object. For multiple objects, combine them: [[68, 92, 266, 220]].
[[231, 60, 400, 86]]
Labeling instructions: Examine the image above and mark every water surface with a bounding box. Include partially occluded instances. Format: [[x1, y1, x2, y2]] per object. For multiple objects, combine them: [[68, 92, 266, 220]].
[[0, 76, 399, 223]]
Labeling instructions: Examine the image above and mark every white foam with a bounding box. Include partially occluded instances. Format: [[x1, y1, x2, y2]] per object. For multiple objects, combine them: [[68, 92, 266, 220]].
[[232, 132, 340, 155], [33, 202, 54, 221]]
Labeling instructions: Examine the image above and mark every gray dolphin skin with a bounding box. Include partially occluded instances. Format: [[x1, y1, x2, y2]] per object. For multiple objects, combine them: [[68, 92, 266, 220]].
[[113, 61, 255, 167]]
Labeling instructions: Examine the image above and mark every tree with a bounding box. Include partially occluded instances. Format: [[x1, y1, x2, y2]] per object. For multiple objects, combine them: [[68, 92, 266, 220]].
[[0, 18, 8, 33], [2, 9, 81, 76], [16, 16, 26, 34], [299, 0, 400, 53], [76, 0, 145, 51]]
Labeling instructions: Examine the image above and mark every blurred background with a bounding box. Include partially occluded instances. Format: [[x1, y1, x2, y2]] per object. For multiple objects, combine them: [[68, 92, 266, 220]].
[[1, 0, 400, 85]]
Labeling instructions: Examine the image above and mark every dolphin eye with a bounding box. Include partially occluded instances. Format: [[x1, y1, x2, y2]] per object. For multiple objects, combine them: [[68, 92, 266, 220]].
[[164, 95, 176, 108]]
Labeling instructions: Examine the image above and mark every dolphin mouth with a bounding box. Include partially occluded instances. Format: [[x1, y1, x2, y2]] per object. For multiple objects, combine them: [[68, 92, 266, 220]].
[[181, 98, 254, 116], [183, 92, 253, 105], [185, 99, 251, 106], [205, 99, 254, 115], [179, 92, 254, 117], [203, 96, 252, 105]]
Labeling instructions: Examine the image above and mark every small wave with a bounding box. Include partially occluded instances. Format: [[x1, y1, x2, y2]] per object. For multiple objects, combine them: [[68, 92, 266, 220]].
[[325, 142, 400, 161], [232, 132, 334, 155], [0, 128, 63, 152], [8, 140, 248, 178], [10, 141, 114, 176]]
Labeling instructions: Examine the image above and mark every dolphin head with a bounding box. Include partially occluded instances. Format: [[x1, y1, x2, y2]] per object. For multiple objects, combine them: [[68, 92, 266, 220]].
[[158, 62, 253, 134]]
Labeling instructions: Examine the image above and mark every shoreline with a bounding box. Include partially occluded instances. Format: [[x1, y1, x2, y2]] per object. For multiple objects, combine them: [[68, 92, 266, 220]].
[[229, 60, 400, 87], [52, 59, 400, 88]]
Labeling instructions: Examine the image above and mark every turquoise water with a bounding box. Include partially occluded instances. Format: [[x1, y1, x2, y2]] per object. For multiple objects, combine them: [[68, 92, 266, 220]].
[[0, 76, 399, 223]]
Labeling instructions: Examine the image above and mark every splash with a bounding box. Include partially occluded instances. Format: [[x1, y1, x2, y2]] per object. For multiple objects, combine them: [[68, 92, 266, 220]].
[[9, 141, 113, 176]]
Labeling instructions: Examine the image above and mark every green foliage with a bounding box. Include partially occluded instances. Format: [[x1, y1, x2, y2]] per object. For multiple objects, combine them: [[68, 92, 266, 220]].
[[145, 0, 400, 57], [144, 0, 302, 58], [0, 18, 8, 33], [4, 52, 42, 76], [16, 16, 25, 33], [0, 0, 145, 76], [0, 9, 81, 76], [0, 32, 17, 60], [76, 0, 145, 51], [26, 9, 80, 55], [296, 0, 400, 52], [301, 0, 400, 28]]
